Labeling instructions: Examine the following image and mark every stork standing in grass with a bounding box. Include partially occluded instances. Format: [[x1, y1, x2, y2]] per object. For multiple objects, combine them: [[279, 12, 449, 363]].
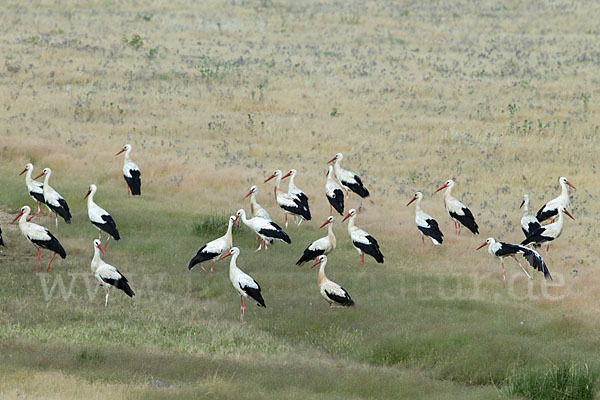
[[90, 239, 135, 307], [520, 194, 541, 241], [328, 153, 369, 198], [85, 184, 120, 251], [116, 144, 141, 196], [521, 207, 574, 253], [407, 192, 444, 246], [219, 247, 265, 323], [281, 169, 311, 226], [536, 177, 575, 223], [435, 179, 478, 235], [244, 185, 271, 221], [311, 255, 354, 308], [296, 216, 336, 265], [235, 209, 291, 252], [188, 215, 236, 273], [342, 209, 384, 265], [12, 206, 66, 272], [325, 165, 344, 216], [34, 168, 72, 226], [20, 163, 46, 220], [264, 170, 311, 228], [477, 237, 551, 280], [0, 226, 4, 247]]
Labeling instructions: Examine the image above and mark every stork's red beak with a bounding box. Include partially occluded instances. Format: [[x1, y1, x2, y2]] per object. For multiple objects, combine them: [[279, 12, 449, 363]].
[[232, 218, 238, 229], [327, 156, 336, 164], [97, 243, 105, 255], [341, 213, 351, 222], [84, 190, 91, 200], [476, 242, 487, 250], [12, 211, 23, 223], [264, 174, 276, 183], [435, 183, 447, 193], [243, 190, 253, 199], [407, 197, 416, 207], [19, 168, 27, 175], [319, 219, 330, 229], [116, 148, 126, 156], [281, 172, 291, 180], [33, 172, 44, 180], [519, 200, 525, 209], [566, 180, 576, 190], [218, 251, 232, 261], [310, 258, 321, 269], [564, 210, 575, 220]]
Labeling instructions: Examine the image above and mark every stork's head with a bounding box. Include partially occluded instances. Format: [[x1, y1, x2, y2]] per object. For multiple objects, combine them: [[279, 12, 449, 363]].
[[244, 185, 258, 199], [328, 153, 343, 164], [12, 205, 31, 223], [33, 167, 50, 180], [559, 177, 576, 190], [84, 184, 97, 200], [435, 179, 454, 193], [319, 216, 334, 229], [235, 209, 246, 220], [218, 246, 240, 261], [342, 208, 357, 222], [311, 254, 328, 269], [93, 239, 104, 254], [520, 194, 529, 209], [281, 169, 296, 180], [560, 207, 575, 220], [20, 163, 34, 175], [407, 191, 423, 206], [229, 215, 238, 229], [116, 144, 131, 156], [476, 237, 495, 250], [264, 170, 282, 183]]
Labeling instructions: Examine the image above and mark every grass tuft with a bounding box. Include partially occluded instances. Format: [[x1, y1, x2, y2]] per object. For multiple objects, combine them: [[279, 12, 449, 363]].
[[504, 362, 597, 400], [191, 215, 231, 237]]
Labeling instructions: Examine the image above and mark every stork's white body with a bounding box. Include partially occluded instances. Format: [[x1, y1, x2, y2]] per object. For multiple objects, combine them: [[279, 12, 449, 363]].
[[325, 165, 344, 216], [536, 177, 575, 223], [90, 240, 134, 307], [188, 216, 235, 272], [21, 163, 47, 218], [246, 186, 271, 220], [312, 256, 354, 308], [343, 209, 384, 265], [85, 184, 120, 250], [235, 209, 290, 251], [520, 194, 540, 238], [408, 192, 443, 245]]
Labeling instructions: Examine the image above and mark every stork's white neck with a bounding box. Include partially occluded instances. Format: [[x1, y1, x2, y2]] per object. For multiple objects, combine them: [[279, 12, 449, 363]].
[[228, 253, 241, 275], [86, 188, 97, 208], [522, 197, 530, 212], [123, 148, 133, 164], [346, 215, 357, 231], [91, 247, 103, 272], [317, 260, 327, 286]]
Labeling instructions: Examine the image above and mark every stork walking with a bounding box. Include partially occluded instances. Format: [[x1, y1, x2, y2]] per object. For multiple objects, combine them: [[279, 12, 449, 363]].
[[116, 144, 141, 196], [477, 237, 551, 280], [281, 169, 311, 226], [328, 153, 369, 198], [536, 177, 575, 223], [296, 216, 336, 265], [85, 184, 120, 251], [325, 165, 344, 216], [435, 179, 478, 235], [33, 168, 72, 226], [311, 255, 355, 308], [235, 209, 291, 252], [520, 194, 541, 241], [407, 192, 443, 245], [342, 209, 384, 265], [12, 206, 66, 272], [20, 163, 46, 220], [264, 170, 311, 228], [521, 207, 574, 253], [188, 215, 236, 273], [90, 239, 135, 307], [219, 247, 266, 323], [244, 185, 271, 221]]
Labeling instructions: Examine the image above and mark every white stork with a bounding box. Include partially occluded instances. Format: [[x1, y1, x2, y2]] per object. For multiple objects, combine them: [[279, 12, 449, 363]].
[[406, 192, 444, 245], [435, 179, 478, 235], [84, 184, 120, 251], [281, 169, 311, 226], [477, 237, 551, 280], [218, 247, 266, 323], [116, 144, 141, 196], [12, 206, 66, 272], [521, 207, 574, 253], [325, 165, 344, 216], [264, 170, 311, 228], [327, 153, 369, 198], [0, 226, 4, 247], [188, 215, 236, 273], [244, 185, 271, 221], [235, 209, 291, 252], [33, 168, 72, 226], [536, 177, 576, 223], [90, 239, 135, 307], [311, 255, 355, 308], [296, 216, 336, 265], [342, 209, 384, 265], [20, 163, 46, 220], [520, 194, 541, 240]]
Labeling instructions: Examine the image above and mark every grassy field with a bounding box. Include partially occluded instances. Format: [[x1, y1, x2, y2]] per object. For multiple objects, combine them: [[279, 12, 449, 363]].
[[1, 0, 600, 398]]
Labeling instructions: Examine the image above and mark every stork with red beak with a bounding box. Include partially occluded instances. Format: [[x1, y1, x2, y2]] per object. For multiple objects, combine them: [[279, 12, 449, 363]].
[[325, 165, 344, 216], [520, 194, 541, 241], [116, 144, 141, 196], [219, 247, 266, 323], [235, 209, 291, 252], [20, 163, 46, 220], [85, 184, 120, 251], [311, 255, 355, 308], [328, 153, 369, 198], [521, 207, 574, 253], [265, 170, 311, 228], [33, 168, 72, 226], [477, 237, 551, 281], [536, 177, 575, 223], [244, 185, 271, 221], [188, 215, 236, 273], [91, 239, 135, 307], [407, 192, 443, 245], [435, 179, 478, 235], [12, 206, 66, 272], [281, 169, 311, 226], [342, 209, 384, 265], [296, 216, 336, 265]]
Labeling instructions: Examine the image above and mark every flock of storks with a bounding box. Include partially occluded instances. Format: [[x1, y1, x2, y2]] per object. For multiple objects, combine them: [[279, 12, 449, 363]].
[[1, 145, 576, 321]]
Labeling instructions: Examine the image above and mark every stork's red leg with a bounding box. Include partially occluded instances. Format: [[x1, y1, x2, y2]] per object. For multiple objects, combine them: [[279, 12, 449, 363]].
[[211, 260, 215, 273], [240, 296, 245, 323], [285, 214, 288, 228], [360, 253, 364, 266], [103, 236, 110, 251], [501, 261, 506, 281], [36, 248, 40, 272], [330, 205, 333, 216], [422, 236, 425, 246], [264, 240, 268, 252], [546, 244, 550, 254], [46, 252, 57, 272]]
